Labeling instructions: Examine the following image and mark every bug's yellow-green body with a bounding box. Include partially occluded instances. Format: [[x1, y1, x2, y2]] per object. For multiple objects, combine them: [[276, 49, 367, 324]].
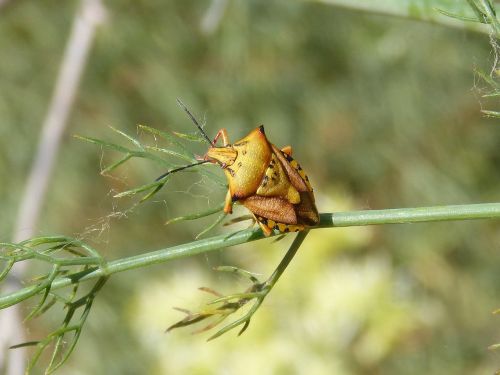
[[204, 126, 319, 236]]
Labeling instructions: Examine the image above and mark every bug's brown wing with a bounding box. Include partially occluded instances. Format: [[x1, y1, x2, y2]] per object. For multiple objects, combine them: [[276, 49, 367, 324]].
[[242, 187, 319, 228], [296, 191, 319, 226], [241, 195, 298, 224], [270, 144, 320, 226], [270, 144, 311, 192]]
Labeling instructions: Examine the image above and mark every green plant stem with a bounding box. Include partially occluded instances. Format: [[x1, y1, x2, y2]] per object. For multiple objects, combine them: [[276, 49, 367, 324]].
[[263, 230, 309, 290], [319, 202, 500, 227], [478, 0, 500, 37], [313, 0, 490, 33], [2, 202, 500, 309]]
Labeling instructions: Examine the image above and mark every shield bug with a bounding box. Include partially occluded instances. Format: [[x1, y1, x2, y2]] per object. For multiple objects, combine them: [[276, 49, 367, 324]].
[[202, 125, 319, 236], [162, 101, 320, 236]]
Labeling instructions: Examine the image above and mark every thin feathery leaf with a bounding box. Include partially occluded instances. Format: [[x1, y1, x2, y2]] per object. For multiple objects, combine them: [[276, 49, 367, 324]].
[[435, 8, 482, 23], [165, 203, 224, 225], [207, 303, 257, 341], [172, 130, 206, 143], [481, 109, 500, 117], [128, 150, 173, 167], [0, 259, 14, 282], [100, 154, 133, 174], [74, 135, 133, 154], [139, 182, 166, 202], [108, 126, 144, 150], [195, 212, 227, 239], [138, 124, 194, 157], [113, 180, 166, 198], [9, 341, 40, 349], [198, 286, 224, 298], [467, 0, 489, 21], [475, 68, 498, 88], [32, 296, 58, 318], [482, 91, 500, 97], [76, 134, 173, 168], [145, 146, 193, 162], [489, 343, 500, 350], [25, 265, 61, 321], [213, 266, 260, 284]]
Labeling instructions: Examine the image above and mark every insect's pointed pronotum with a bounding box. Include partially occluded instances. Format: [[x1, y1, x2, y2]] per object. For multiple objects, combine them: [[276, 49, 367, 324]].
[[176, 98, 213, 146]]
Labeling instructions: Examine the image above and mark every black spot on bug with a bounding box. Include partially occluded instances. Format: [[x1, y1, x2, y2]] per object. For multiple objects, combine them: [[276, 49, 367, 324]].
[[258, 125, 265, 134], [238, 162, 242, 167], [284, 227, 290, 233], [282, 152, 292, 161], [226, 168, 236, 177], [261, 175, 269, 187]]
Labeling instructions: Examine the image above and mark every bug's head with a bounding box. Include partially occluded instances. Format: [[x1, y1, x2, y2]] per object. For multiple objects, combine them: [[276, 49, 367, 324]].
[[204, 145, 237, 168]]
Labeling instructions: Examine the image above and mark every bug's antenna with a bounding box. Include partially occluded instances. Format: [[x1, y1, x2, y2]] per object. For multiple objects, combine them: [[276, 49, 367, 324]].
[[155, 160, 210, 181], [176, 98, 213, 146]]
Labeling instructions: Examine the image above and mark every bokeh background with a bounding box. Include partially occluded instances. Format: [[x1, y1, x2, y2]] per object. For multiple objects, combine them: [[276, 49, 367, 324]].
[[1, 0, 500, 374]]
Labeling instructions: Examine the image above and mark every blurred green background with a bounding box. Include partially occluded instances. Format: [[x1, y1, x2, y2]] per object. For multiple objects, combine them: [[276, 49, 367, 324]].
[[1, 0, 500, 374]]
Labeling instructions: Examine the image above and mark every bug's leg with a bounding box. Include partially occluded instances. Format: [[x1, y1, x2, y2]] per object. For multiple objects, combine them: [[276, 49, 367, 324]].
[[248, 213, 272, 236], [223, 215, 254, 226], [281, 145, 292, 156], [213, 128, 230, 146], [257, 220, 273, 236], [223, 190, 233, 214], [247, 214, 257, 230], [225, 213, 257, 230]]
